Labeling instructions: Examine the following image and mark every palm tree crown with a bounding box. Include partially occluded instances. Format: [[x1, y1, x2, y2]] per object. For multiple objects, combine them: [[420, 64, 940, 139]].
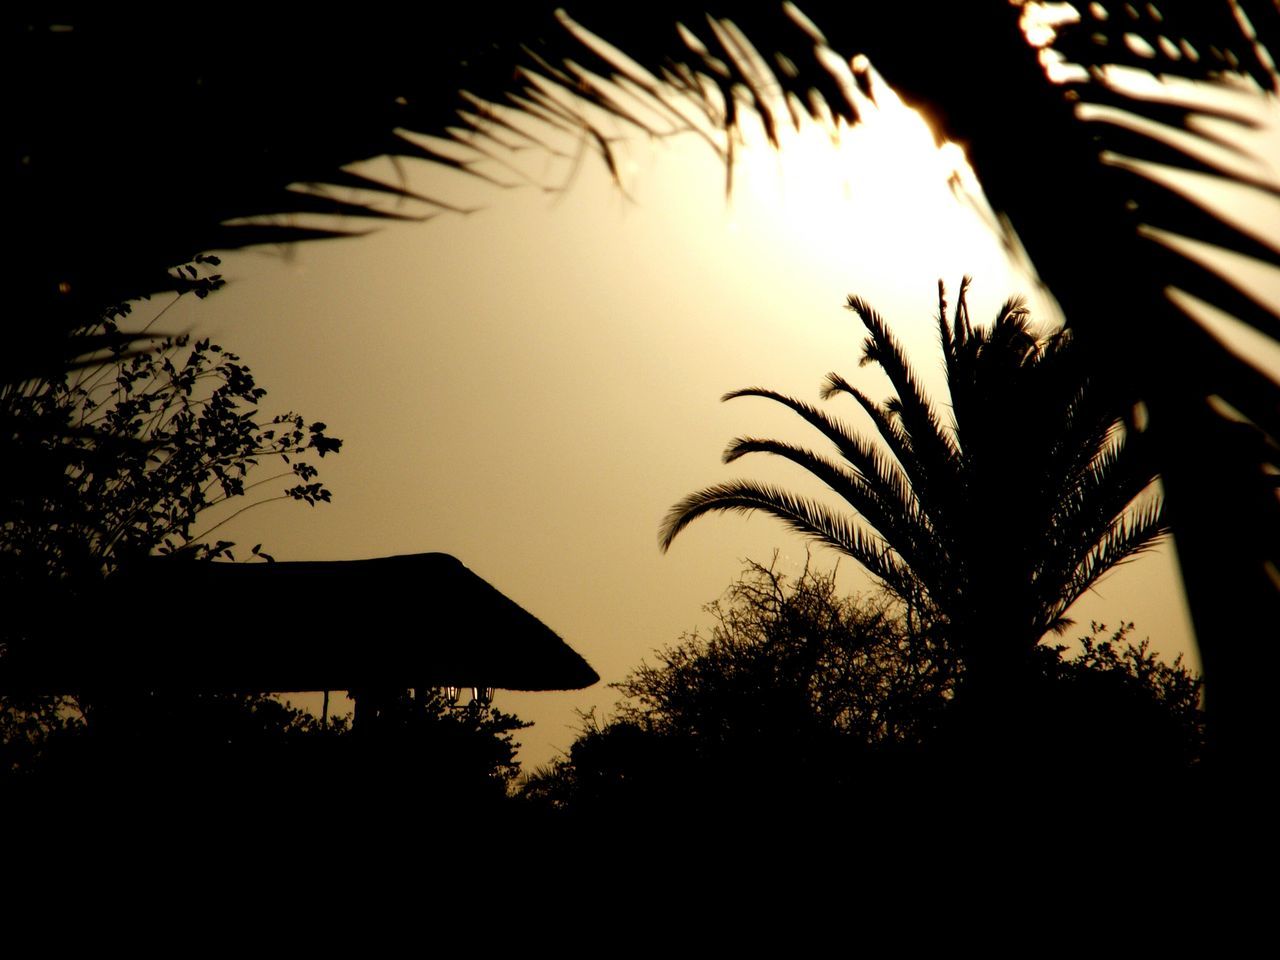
[[661, 280, 1168, 676]]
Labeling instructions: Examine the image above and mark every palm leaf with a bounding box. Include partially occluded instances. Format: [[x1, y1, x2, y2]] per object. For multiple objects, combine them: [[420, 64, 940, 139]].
[[659, 479, 916, 595], [722, 387, 919, 522], [722, 436, 934, 574], [819, 371, 965, 545]]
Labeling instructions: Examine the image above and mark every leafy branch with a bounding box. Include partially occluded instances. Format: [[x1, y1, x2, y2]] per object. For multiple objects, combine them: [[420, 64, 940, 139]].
[[1, 259, 341, 584]]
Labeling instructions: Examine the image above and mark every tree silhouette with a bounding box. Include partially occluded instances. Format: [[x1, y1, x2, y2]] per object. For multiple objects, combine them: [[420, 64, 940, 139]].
[[0, 280, 342, 774], [523, 561, 1204, 821], [661, 281, 1166, 699], [614, 558, 956, 753], [1, 278, 342, 602]]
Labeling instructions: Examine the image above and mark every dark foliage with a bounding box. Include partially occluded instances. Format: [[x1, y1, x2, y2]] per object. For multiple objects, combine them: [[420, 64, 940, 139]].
[[9, 688, 529, 800], [339, 690, 531, 798], [1035, 622, 1205, 771], [2, 266, 341, 593], [522, 561, 1204, 822], [0, 694, 87, 778], [2, 273, 343, 668], [613, 559, 954, 751], [0, 287, 539, 812], [0, 278, 345, 781], [3, 689, 535, 846]]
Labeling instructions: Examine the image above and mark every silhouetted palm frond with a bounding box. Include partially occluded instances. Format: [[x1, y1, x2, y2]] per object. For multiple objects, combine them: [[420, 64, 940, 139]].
[[661, 478, 914, 594]]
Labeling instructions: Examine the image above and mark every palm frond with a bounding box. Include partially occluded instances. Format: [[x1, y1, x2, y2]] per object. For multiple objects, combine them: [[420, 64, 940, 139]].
[[722, 436, 934, 573], [659, 479, 915, 596], [1049, 494, 1170, 630], [721, 387, 918, 520], [846, 295, 961, 458], [820, 371, 966, 540], [1049, 1, 1279, 93]]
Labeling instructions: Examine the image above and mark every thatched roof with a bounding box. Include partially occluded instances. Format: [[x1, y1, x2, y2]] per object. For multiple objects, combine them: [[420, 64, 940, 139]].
[[4, 553, 598, 694]]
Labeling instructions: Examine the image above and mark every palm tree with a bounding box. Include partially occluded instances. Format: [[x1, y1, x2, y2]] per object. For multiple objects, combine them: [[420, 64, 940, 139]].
[[661, 280, 1167, 695]]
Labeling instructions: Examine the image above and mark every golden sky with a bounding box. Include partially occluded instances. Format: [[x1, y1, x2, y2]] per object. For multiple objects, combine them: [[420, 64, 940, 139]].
[[154, 51, 1279, 772]]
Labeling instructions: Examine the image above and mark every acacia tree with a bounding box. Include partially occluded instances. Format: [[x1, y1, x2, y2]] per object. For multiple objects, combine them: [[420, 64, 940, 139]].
[[522, 560, 1203, 817], [614, 559, 954, 751], [662, 282, 1167, 700], [521, 560, 950, 816]]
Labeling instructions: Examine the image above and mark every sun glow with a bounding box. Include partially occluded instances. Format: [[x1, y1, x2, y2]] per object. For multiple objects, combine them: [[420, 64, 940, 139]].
[[710, 58, 1047, 336], [727, 65, 981, 250]]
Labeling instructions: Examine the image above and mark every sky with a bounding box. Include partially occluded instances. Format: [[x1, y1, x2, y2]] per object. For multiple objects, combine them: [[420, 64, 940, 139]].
[[150, 35, 1278, 773]]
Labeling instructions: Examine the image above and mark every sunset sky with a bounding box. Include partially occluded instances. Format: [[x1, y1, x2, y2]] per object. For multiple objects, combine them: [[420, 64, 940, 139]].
[[150, 40, 1277, 772]]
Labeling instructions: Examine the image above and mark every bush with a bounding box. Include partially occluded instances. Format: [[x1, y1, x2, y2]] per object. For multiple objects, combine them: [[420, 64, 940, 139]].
[[614, 557, 955, 751], [523, 559, 1204, 818]]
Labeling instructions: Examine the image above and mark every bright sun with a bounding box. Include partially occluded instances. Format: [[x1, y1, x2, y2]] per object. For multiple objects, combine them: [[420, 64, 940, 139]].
[[724, 59, 993, 271]]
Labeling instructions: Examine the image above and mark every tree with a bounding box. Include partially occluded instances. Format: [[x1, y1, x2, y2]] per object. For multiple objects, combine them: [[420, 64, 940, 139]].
[[1, 263, 342, 594], [522, 560, 1204, 820], [661, 282, 1166, 699], [1038, 621, 1205, 773], [68, 687, 531, 804], [0, 274, 343, 773], [521, 559, 948, 819], [337, 689, 532, 804], [613, 558, 953, 753], [7, 682, 537, 828]]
